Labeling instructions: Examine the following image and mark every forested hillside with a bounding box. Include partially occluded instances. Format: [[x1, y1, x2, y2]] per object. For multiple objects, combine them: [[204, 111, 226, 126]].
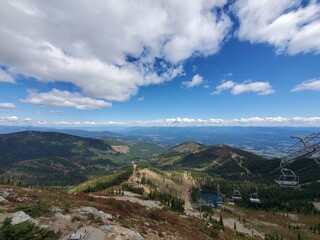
[[0, 131, 167, 186]]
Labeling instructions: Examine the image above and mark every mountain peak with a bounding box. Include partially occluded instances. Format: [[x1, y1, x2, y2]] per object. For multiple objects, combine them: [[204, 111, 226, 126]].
[[170, 142, 205, 153]]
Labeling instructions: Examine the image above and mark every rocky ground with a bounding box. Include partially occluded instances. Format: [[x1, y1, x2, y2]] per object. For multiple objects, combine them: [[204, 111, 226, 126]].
[[1, 168, 320, 240], [0, 185, 222, 239]]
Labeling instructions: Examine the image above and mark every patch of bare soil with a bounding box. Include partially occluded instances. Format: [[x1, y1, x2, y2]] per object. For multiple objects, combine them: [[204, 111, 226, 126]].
[[111, 145, 130, 154]]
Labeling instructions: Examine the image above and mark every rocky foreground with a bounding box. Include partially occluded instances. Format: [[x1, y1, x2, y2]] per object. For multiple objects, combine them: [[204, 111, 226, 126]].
[[0, 186, 228, 240]]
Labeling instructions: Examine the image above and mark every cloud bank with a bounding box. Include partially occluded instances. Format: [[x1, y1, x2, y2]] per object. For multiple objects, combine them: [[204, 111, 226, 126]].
[[1, 116, 320, 127]]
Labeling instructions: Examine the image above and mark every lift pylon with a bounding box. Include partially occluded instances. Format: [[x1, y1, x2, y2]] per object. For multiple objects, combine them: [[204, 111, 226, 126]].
[[275, 132, 320, 187], [281, 133, 320, 166]]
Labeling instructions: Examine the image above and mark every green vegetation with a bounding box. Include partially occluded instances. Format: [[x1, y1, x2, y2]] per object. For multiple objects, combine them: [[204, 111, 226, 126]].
[[192, 172, 320, 215], [148, 189, 185, 212], [191, 186, 200, 203], [122, 184, 144, 195], [0, 131, 167, 186], [149, 143, 279, 178], [0, 218, 54, 240], [13, 200, 49, 218], [69, 168, 132, 193]]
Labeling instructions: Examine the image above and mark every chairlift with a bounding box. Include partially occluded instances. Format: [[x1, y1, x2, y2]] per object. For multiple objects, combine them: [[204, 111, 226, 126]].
[[228, 199, 235, 205], [249, 192, 261, 204], [274, 133, 320, 187], [231, 189, 242, 201], [275, 168, 299, 187], [215, 193, 223, 205]]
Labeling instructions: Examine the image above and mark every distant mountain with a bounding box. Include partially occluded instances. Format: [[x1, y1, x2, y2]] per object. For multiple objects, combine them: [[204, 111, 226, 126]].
[[0, 131, 112, 161], [0, 125, 124, 139], [2, 126, 319, 158], [0, 131, 115, 185], [148, 142, 320, 183], [119, 126, 319, 158], [149, 142, 277, 174], [0, 131, 166, 186]]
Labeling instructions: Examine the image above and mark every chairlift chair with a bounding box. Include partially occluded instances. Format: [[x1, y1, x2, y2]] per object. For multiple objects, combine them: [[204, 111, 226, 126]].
[[232, 189, 242, 201], [215, 193, 223, 205], [249, 192, 261, 204], [275, 133, 320, 187], [228, 199, 235, 205], [274, 168, 299, 187]]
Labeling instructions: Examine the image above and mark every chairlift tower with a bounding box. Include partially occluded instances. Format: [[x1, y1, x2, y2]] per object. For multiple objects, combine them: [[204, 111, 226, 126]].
[[275, 132, 320, 187]]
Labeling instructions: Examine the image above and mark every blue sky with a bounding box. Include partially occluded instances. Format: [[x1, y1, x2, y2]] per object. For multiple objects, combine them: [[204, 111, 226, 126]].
[[0, 0, 320, 127]]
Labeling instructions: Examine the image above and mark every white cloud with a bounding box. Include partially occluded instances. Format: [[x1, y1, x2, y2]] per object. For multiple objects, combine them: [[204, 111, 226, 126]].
[[21, 89, 112, 110], [0, 0, 232, 102], [1, 115, 320, 127], [231, 81, 275, 95], [292, 78, 320, 92], [0, 69, 15, 83], [234, 0, 320, 55], [212, 80, 275, 95], [7, 116, 18, 121], [0, 103, 16, 108], [0, 115, 48, 125], [211, 80, 235, 94], [182, 74, 204, 88]]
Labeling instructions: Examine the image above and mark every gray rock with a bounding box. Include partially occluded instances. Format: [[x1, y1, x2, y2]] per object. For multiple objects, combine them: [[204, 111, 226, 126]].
[[105, 225, 144, 240], [76, 207, 113, 222], [11, 211, 36, 225]]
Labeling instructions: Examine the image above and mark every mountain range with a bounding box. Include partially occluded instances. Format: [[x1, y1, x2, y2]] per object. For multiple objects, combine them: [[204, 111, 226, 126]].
[[1, 125, 318, 158], [1, 130, 318, 187], [0, 131, 165, 185]]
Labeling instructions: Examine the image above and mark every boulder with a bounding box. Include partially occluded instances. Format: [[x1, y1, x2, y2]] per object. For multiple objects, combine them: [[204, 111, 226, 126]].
[[11, 211, 36, 225]]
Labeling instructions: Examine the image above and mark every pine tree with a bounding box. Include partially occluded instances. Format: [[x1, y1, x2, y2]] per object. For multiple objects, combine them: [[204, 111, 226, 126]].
[[219, 214, 224, 228], [297, 231, 301, 240]]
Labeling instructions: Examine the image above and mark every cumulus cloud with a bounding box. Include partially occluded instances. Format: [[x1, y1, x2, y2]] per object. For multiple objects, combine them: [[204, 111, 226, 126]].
[[0, 103, 16, 108], [292, 78, 320, 92], [182, 74, 204, 88], [0, 69, 15, 83], [212, 80, 275, 95], [6, 116, 18, 121], [231, 81, 275, 95], [0, 0, 232, 102], [21, 89, 112, 110], [234, 0, 320, 55], [211, 80, 235, 94]]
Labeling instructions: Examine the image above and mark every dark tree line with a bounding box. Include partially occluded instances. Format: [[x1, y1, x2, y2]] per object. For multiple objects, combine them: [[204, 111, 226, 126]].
[[148, 190, 185, 212]]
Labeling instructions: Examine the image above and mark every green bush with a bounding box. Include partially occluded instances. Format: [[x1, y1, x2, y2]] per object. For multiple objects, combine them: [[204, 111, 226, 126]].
[[0, 218, 54, 240], [13, 200, 49, 218]]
